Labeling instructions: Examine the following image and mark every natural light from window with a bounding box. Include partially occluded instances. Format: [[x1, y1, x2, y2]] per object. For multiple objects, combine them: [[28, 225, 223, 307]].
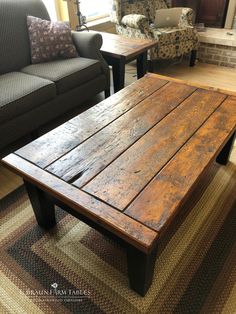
[[80, 0, 110, 22], [42, 0, 57, 21]]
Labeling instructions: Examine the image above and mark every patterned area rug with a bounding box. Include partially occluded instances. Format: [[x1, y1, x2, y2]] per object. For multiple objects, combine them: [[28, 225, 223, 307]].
[[0, 147, 236, 313]]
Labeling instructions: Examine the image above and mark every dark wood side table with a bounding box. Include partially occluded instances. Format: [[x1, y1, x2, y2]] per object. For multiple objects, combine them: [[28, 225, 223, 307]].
[[98, 32, 157, 92]]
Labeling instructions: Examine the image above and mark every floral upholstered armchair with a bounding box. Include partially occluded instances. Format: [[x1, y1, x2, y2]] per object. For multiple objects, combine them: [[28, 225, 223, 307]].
[[111, 0, 198, 66]]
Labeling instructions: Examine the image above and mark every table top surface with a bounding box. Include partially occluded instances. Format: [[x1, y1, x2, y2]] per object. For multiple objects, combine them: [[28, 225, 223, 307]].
[[3, 74, 236, 253], [98, 31, 157, 59]]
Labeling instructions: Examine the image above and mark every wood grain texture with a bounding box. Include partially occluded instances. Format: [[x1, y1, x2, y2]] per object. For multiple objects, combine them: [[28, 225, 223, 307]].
[[1, 154, 158, 253], [46, 82, 196, 185], [83, 89, 226, 210], [99, 31, 157, 60], [125, 96, 236, 231], [2, 74, 236, 297], [16, 75, 167, 168]]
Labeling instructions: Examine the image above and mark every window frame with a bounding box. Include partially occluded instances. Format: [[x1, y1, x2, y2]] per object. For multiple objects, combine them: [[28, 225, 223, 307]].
[[80, 0, 110, 23]]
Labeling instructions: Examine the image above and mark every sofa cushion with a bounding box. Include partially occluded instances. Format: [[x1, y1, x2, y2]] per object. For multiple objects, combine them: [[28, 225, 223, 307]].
[[0, 72, 56, 124], [21, 58, 103, 94]]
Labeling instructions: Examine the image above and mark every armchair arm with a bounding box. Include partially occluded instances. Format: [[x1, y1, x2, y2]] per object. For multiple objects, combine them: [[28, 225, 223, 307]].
[[121, 14, 149, 29], [178, 7, 194, 27], [72, 31, 110, 88]]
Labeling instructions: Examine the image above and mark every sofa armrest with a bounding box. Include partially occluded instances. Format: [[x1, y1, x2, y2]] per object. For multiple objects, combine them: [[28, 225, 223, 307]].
[[72, 31, 110, 87], [121, 14, 149, 30]]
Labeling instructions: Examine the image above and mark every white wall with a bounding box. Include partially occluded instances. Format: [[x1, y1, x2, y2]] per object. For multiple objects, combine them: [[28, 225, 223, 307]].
[[225, 0, 236, 28], [42, 0, 58, 21]]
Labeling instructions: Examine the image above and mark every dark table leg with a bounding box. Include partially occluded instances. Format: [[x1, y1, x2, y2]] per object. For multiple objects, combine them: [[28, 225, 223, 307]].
[[102, 54, 126, 93], [137, 51, 148, 79], [216, 132, 235, 165], [24, 180, 56, 229], [112, 57, 126, 92], [190, 49, 197, 67], [127, 243, 158, 296]]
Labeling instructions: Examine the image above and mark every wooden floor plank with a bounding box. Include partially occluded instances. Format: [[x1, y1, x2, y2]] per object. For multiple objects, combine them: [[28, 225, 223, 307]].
[[83, 89, 227, 210], [1, 154, 158, 253], [46, 83, 196, 184], [16, 75, 168, 168], [125, 96, 236, 231]]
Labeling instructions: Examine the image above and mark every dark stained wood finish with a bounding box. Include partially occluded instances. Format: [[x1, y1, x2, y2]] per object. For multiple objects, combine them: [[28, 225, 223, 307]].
[[16, 75, 167, 168], [83, 89, 226, 209], [24, 180, 56, 229], [216, 131, 236, 165], [2, 74, 236, 296], [125, 97, 236, 231], [172, 0, 229, 28], [46, 82, 196, 186], [2, 154, 158, 253], [196, 0, 229, 28], [100, 32, 157, 60], [98, 31, 157, 92], [127, 242, 158, 296]]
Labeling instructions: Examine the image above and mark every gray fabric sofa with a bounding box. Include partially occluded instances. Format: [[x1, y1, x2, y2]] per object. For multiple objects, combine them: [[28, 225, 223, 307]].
[[0, 0, 110, 156]]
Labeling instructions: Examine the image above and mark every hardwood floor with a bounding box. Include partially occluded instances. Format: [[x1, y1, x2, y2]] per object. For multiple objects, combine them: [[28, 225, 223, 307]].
[[155, 60, 236, 94], [1, 61, 235, 199]]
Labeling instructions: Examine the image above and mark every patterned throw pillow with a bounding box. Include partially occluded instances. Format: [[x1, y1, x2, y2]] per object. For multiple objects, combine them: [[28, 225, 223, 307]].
[[27, 16, 78, 64]]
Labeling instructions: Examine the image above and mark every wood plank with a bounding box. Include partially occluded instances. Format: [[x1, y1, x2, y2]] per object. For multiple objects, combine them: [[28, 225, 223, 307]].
[[99, 32, 157, 58], [16, 75, 168, 168], [83, 89, 227, 210], [125, 96, 236, 231], [1, 154, 158, 253], [46, 82, 196, 184]]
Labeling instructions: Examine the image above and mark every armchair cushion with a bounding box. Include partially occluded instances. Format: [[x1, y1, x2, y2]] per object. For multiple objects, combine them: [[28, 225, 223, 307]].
[[121, 14, 149, 29], [152, 26, 195, 45], [21, 58, 102, 94]]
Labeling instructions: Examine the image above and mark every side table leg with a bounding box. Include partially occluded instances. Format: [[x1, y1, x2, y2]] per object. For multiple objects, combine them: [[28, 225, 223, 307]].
[[189, 49, 197, 67], [127, 243, 158, 296], [112, 57, 125, 92], [137, 51, 148, 79], [216, 132, 235, 165], [24, 180, 56, 229]]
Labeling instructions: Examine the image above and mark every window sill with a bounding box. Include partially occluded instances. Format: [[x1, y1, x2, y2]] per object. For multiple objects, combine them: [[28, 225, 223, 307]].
[[86, 16, 111, 28]]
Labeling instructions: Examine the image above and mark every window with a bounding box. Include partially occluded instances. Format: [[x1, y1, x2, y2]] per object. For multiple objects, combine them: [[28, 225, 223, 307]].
[[42, 0, 57, 21], [80, 0, 111, 22]]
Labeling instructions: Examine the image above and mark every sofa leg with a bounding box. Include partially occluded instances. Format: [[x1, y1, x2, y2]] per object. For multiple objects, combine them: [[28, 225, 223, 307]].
[[190, 50, 197, 67], [105, 88, 110, 98]]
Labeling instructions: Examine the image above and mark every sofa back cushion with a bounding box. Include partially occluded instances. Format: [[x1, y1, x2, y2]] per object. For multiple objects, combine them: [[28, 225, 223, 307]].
[[0, 0, 50, 75]]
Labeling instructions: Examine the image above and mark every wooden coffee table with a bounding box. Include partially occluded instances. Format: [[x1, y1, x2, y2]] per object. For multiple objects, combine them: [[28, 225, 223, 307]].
[[98, 31, 157, 92], [2, 74, 236, 296]]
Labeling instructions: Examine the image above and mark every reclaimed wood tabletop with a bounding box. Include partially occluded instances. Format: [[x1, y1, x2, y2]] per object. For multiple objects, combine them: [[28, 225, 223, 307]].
[[2, 74, 236, 296]]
